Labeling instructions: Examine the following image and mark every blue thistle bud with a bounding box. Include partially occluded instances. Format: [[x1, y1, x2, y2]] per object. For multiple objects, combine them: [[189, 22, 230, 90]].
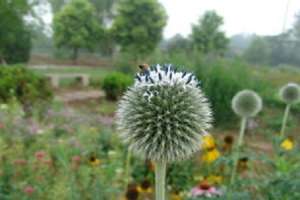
[[279, 83, 300, 105], [231, 90, 262, 118], [117, 64, 212, 162]]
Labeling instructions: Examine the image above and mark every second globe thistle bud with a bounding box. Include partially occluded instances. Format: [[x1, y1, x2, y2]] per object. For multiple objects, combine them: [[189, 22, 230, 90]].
[[231, 90, 262, 118], [279, 83, 300, 105]]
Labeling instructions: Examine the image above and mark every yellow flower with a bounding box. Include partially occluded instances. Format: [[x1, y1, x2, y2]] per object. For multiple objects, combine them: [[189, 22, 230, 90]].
[[207, 175, 223, 185], [201, 134, 216, 150], [89, 156, 101, 167], [201, 148, 220, 163], [170, 193, 182, 200], [137, 186, 153, 194], [137, 179, 153, 194], [281, 138, 294, 151]]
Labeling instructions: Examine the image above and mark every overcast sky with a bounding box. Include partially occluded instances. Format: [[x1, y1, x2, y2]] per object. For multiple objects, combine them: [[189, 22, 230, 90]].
[[159, 0, 300, 38], [42, 0, 300, 38]]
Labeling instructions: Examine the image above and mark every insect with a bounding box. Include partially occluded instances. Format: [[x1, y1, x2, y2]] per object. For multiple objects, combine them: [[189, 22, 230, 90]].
[[138, 63, 150, 76]]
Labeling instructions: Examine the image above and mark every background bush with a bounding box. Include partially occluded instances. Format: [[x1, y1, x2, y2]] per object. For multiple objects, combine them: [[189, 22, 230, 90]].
[[0, 65, 53, 114], [102, 72, 132, 101], [195, 58, 270, 125]]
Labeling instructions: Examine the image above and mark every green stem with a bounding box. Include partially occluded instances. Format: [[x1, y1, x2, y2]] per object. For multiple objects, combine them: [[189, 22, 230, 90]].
[[280, 104, 291, 137], [230, 117, 247, 185], [124, 150, 131, 189], [155, 160, 167, 200]]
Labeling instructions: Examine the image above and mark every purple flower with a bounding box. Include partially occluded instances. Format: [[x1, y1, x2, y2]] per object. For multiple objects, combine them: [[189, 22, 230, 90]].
[[190, 181, 223, 198]]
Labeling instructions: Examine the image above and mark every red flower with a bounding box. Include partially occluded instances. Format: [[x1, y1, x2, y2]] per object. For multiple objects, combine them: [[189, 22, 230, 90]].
[[72, 155, 81, 164], [35, 151, 46, 161], [13, 159, 27, 166], [23, 186, 35, 195]]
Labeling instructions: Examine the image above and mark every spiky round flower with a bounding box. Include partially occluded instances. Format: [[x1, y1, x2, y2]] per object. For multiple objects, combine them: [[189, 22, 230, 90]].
[[117, 64, 212, 162], [231, 90, 262, 118], [279, 83, 300, 105]]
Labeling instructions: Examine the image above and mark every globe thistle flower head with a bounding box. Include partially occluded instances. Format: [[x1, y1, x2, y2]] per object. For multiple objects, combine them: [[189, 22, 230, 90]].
[[117, 64, 212, 162], [231, 90, 262, 118], [279, 83, 300, 105]]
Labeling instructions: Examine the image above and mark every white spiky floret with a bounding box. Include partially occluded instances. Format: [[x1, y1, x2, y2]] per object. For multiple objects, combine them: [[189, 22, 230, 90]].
[[231, 90, 263, 118], [279, 82, 300, 105], [117, 64, 212, 162], [134, 64, 199, 87]]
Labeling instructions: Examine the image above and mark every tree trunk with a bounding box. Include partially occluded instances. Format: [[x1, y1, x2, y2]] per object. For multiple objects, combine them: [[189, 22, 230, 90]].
[[72, 47, 79, 64], [0, 56, 7, 65]]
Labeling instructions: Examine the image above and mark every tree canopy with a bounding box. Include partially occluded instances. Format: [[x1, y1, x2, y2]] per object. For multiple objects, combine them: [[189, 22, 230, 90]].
[[191, 11, 228, 55], [112, 0, 167, 60], [53, 0, 103, 60], [0, 0, 32, 64], [243, 37, 271, 65]]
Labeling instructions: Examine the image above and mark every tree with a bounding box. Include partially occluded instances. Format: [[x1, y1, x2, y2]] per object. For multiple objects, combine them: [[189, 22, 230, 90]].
[[294, 13, 300, 40], [0, 0, 32, 64], [191, 11, 228, 55], [53, 0, 103, 60], [243, 37, 271, 65], [162, 34, 192, 54], [48, 0, 69, 13], [112, 0, 167, 60]]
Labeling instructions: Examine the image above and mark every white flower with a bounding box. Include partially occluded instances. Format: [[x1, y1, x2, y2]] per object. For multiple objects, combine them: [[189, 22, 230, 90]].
[[117, 64, 212, 162], [232, 90, 262, 118], [279, 83, 300, 105]]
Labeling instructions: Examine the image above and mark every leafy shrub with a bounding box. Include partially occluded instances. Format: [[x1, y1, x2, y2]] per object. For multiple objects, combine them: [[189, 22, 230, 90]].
[[2, 28, 31, 64], [113, 52, 138, 75], [0, 65, 52, 115], [102, 72, 132, 101], [0, 2, 31, 64], [196, 58, 269, 125]]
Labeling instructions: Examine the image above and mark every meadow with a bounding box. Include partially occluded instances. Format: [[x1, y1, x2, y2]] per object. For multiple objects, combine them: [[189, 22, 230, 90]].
[[0, 59, 300, 200]]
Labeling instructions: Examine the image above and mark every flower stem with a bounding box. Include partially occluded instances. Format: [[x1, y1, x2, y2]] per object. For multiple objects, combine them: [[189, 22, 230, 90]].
[[280, 104, 291, 137], [155, 160, 167, 200], [124, 150, 131, 189], [230, 117, 247, 185]]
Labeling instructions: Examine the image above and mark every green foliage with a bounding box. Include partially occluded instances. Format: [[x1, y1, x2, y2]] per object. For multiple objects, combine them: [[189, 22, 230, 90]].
[[162, 34, 192, 54], [191, 11, 229, 55], [53, 0, 103, 60], [0, 0, 31, 64], [112, 0, 167, 59], [196, 59, 267, 125], [167, 160, 196, 192], [102, 72, 132, 100], [48, 0, 68, 13], [243, 37, 271, 65], [0, 65, 52, 113]]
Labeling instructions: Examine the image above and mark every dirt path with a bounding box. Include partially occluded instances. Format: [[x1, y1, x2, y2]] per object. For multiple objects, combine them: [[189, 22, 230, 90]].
[[55, 89, 104, 102]]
